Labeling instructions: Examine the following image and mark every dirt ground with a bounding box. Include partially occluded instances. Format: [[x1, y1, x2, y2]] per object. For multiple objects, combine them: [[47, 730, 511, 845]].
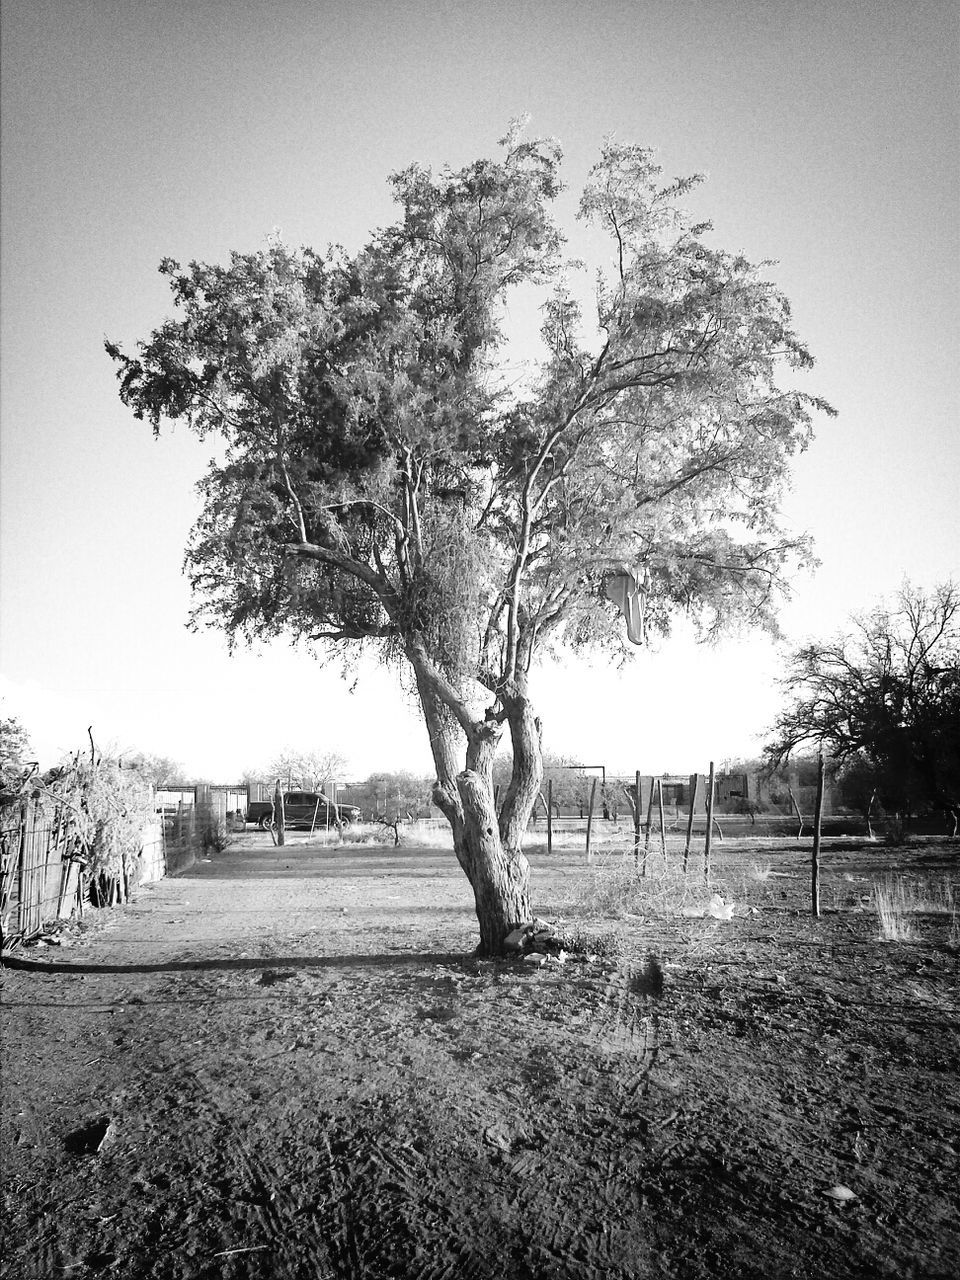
[[2, 830, 959, 1280]]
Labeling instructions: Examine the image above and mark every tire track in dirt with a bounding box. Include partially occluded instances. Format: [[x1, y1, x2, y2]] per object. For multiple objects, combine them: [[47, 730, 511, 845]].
[[306, 1103, 485, 1280], [3, 1208, 65, 1280], [463, 958, 671, 1279], [174, 1062, 338, 1279]]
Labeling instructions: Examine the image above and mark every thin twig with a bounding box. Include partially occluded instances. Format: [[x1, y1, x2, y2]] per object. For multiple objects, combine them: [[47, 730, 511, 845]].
[[211, 1245, 270, 1258]]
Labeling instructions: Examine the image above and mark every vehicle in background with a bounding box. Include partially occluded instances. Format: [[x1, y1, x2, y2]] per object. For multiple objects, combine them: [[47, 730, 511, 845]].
[[245, 791, 361, 830]]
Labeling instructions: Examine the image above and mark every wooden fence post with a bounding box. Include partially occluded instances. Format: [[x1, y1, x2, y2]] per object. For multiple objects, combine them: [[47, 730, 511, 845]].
[[585, 777, 598, 863], [866, 789, 877, 841], [657, 778, 667, 862], [15, 798, 28, 936], [683, 773, 698, 873], [788, 786, 805, 839], [633, 770, 642, 867], [704, 761, 716, 885], [642, 776, 655, 875], [547, 779, 553, 857], [812, 753, 825, 917]]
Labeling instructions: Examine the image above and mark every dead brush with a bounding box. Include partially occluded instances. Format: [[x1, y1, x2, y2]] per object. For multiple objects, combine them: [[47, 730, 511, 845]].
[[748, 861, 774, 882], [305, 820, 454, 849], [872, 875, 958, 943], [573, 850, 706, 921], [716, 859, 773, 905]]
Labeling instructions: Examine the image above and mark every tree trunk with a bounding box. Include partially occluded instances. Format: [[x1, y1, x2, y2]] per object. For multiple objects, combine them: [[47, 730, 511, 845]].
[[411, 654, 537, 955], [498, 677, 543, 854], [811, 753, 824, 917], [412, 662, 468, 869], [457, 770, 531, 955]]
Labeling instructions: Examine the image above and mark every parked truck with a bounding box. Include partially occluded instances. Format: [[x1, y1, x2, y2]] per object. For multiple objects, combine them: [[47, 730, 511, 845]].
[[245, 790, 361, 830]]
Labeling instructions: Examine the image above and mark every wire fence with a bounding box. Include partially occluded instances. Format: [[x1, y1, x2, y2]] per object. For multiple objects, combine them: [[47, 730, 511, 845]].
[[0, 794, 165, 948], [2, 798, 85, 943]]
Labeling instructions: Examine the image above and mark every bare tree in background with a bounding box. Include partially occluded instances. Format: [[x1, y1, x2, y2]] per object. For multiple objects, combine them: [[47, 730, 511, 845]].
[[766, 581, 960, 834]]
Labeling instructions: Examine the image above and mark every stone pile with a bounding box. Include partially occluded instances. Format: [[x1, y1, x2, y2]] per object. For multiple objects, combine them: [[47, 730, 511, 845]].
[[502, 918, 598, 968]]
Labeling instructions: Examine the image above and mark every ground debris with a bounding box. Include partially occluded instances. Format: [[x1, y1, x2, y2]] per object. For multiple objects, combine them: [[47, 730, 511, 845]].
[[823, 1184, 858, 1203]]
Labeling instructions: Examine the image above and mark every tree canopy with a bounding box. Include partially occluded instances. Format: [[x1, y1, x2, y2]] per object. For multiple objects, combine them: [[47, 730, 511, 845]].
[[121, 752, 186, 789], [765, 581, 960, 832], [350, 771, 435, 822], [0, 713, 33, 783], [107, 123, 832, 951]]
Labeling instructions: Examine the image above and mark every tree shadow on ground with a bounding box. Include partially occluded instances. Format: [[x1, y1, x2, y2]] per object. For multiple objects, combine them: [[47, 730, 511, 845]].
[[0, 950, 483, 978]]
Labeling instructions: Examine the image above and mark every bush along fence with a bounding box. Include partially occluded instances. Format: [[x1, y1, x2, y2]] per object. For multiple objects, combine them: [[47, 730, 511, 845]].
[[0, 748, 162, 950]]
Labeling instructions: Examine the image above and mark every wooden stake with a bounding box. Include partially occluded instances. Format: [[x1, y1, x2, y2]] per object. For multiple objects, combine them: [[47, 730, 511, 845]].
[[657, 778, 667, 861], [683, 773, 698, 873], [16, 799, 28, 936], [585, 777, 598, 863], [788, 786, 805, 839], [704, 761, 716, 885], [643, 775, 655, 860], [812, 753, 825, 917], [547, 779, 553, 857], [633, 770, 642, 867]]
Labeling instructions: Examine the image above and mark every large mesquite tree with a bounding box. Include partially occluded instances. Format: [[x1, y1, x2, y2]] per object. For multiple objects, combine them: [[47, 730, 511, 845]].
[[107, 124, 831, 953]]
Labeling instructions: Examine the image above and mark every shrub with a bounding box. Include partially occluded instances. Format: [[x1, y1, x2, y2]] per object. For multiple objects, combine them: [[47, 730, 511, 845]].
[[40, 748, 157, 902]]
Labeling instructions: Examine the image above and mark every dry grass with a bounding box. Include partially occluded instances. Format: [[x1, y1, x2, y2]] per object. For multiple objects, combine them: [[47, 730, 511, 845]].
[[872, 875, 958, 943], [573, 850, 715, 921], [300, 820, 454, 849], [523, 823, 637, 851], [748, 862, 774, 882]]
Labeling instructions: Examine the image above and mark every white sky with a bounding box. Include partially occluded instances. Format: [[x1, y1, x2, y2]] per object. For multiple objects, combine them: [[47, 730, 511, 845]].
[[1, 0, 957, 782]]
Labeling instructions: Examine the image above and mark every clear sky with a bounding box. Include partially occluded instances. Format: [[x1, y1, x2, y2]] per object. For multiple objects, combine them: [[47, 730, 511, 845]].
[[1, 0, 957, 782]]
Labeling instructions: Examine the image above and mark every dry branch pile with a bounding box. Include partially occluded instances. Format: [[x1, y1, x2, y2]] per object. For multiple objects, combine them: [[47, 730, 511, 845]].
[[1, 736, 158, 941], [43, 743, 156, 902]]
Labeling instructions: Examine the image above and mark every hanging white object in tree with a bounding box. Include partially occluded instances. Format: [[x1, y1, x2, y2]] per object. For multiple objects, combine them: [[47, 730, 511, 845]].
[[604, 570, 648, 645]]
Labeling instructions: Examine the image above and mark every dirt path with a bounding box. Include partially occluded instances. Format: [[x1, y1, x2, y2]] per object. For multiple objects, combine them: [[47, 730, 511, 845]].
[[2, 836, 959, 1279]]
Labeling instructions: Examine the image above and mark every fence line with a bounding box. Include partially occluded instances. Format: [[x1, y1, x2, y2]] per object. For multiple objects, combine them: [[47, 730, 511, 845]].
[[1, 796, 167, 948]]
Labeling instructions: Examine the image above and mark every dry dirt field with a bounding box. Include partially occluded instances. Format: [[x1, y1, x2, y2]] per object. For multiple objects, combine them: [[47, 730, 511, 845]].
[[2, 830, 959, 1279]]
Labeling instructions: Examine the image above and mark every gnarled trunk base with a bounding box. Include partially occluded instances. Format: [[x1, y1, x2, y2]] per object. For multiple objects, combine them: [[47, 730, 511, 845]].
[[457, 769, 531, 955]]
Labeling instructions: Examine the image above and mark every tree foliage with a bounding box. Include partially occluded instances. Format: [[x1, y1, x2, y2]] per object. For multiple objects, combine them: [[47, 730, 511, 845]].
[[107, 122, 832, 950], [121, 752, 186, 789], [0, 713, 33, 781], [765, 582, 960, 830], [351, 771, 435, 821]]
